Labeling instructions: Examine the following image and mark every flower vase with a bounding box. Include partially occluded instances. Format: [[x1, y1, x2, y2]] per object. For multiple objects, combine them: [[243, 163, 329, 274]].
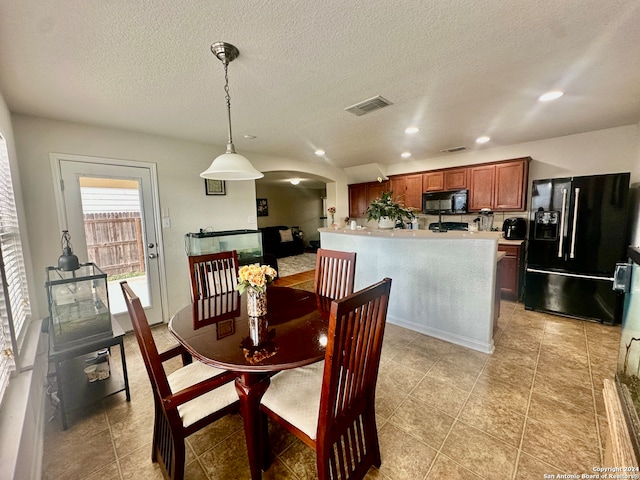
[[248, 316, 268, 346], [330, 214, 335, 227], [378, 216, 395, 229], [247, 287, 267, 317]]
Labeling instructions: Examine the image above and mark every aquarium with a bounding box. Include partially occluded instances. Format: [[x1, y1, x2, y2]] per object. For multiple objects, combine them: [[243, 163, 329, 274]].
[[45, 263, 112, 348], [185, 229, 263, 265], [616, 246, 640, 458]]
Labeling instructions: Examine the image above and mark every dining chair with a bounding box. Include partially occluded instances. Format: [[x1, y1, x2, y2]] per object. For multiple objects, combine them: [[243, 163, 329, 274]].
[[314, 248, 357, 299], [260, 277, 392, 480], [120, 281, 239, 480], [188, 250, 239, 300]]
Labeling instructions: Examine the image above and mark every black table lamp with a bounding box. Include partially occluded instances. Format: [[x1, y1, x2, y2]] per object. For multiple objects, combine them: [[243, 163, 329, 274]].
[[58, 230, 80, 271]]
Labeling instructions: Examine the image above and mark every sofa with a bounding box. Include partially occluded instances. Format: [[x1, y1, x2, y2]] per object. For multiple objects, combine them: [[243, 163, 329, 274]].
[[259, 226, 305, 258]]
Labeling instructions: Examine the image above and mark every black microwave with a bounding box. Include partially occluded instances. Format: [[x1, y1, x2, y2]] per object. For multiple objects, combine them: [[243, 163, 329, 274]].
[[422, 190, 468, 214]]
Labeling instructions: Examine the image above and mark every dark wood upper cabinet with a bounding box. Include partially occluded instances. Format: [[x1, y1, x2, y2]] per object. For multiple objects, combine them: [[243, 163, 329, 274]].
[[404, 175, 423, 209], [349, 181, 392, 218], [469, 158, 529, 211], [444, 168, 468, 190], [348, 183, 368, 218], [494, 160, 527, 210], [469, 164, 496, 211], [390, 174, 422, 209], [423, 172, 444, 192], [366, 181, 388, 206], [349, 157, 529, 216]]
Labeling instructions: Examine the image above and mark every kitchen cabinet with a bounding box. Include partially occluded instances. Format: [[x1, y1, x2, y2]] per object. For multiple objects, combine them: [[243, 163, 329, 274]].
[[494, 160, 527, 210], [348, 157, 529, 214], [348, 183, 368, 218], [423, 172, 444, 192], [469, 158, 529, 211], [498, 242, 524, 300], [444, 168, 468, 190], [348, 181, 389, 218], [390, 174, 422, 209], [469, 165, 496, 210], [366, 181, 388, 205]]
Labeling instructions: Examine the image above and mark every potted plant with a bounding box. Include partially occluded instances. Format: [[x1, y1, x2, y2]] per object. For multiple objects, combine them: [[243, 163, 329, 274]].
[[366, 190, 415, 229]]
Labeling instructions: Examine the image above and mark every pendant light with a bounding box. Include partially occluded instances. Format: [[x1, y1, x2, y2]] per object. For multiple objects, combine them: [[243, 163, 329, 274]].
[[200, 42, 263, 181]]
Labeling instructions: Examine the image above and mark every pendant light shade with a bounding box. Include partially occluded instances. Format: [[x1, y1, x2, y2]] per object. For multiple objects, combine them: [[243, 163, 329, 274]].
[[200, 42, 263, 181]]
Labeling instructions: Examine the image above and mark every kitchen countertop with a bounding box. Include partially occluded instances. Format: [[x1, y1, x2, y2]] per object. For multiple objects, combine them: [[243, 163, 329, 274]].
[[318, 227, 501, 240], [319, 227, 527, 245], [498, 238, 526, 245]]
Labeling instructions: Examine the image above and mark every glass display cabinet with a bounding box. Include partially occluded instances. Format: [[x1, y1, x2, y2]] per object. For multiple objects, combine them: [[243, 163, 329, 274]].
[[45, 263, 112, 348], [185, 229, 263, 265]]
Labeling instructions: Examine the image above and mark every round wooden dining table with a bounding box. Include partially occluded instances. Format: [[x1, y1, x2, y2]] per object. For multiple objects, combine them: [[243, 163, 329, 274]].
[[169, 286, 331, 480]]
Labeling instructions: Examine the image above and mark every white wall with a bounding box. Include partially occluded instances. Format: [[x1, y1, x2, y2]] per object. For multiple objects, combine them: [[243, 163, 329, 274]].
[[0, 91, 45, 480], [11, 114, 348, 319], [387, 124, 640, 183]]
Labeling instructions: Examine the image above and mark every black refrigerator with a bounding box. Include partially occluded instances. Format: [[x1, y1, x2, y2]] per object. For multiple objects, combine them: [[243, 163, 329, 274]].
[[524, 172, 630, 324]]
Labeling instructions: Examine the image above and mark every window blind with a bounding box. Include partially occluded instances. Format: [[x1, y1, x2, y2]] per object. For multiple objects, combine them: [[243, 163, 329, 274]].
[[0, 133, 31, 405]]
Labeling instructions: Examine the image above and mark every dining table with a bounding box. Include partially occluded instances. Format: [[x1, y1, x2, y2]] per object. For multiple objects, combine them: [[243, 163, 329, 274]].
[[168, 285, 332, 480]]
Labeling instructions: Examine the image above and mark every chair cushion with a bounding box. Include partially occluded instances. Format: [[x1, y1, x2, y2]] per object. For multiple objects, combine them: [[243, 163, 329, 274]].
[[261, 361, 324, 440], [279, 228, 294, 242], [167, 361, 238, 428]]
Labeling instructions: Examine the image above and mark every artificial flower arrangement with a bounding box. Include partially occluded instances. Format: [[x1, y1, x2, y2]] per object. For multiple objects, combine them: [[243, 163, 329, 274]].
[[236, 264, 278, 294], [327, 206, 337, 227]]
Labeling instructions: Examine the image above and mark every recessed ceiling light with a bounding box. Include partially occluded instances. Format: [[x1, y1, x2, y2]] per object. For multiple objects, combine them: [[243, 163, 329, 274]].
[[314, 149, 325, 156], [405, 126, 419, 134], [476, 136, 490, 144], [538, 90, 564, 102], [243, 134, 257, 139], [401, 152, 412, 158], [290, 179, 300, 185]]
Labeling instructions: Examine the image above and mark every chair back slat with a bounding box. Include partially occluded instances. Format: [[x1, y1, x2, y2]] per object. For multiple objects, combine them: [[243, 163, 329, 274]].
[[120, 281, 173, 400], [314, 248, 356, 300], [188, 251, 239, 300], [317, 278, 391, 472]]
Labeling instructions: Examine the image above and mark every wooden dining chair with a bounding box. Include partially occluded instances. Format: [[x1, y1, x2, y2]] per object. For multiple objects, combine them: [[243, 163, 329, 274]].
[[314, 248, 357, 299], [120, 281, 239, 480], [188, 250, 239, 300], [260, 277, 392, 480]]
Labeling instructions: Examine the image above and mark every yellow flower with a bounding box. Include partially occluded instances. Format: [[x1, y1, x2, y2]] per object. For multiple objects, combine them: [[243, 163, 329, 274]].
[[237, 263, 278, 293]]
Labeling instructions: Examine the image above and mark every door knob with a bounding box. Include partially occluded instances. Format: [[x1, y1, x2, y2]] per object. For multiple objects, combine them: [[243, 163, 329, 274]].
[[148, 253, 157, 259]]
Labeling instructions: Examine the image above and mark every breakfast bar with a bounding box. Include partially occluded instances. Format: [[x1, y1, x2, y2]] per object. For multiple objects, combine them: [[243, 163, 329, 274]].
[[319, 227, 502, 353]]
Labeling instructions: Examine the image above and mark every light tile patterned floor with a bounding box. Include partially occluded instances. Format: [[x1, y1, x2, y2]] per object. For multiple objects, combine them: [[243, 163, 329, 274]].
[[42, 281, 620, 480]]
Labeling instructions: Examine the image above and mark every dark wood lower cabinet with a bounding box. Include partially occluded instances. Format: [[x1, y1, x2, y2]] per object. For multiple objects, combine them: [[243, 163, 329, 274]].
[[498, 243, 524, 300]]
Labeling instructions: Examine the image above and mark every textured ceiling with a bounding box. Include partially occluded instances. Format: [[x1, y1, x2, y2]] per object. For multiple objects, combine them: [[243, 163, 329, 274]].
[[1, 0, 639, 175]]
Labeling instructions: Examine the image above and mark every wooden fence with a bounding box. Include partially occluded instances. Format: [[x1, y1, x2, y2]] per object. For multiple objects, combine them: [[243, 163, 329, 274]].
[[83, 212, 145, 277]]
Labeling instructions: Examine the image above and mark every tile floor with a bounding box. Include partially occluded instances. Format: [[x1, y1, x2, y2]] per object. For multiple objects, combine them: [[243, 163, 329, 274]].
[[42, 274, 620, 480]]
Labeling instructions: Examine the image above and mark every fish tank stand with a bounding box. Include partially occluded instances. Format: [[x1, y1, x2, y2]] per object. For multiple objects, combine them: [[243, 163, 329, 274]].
[[48, 315, 131, 429]]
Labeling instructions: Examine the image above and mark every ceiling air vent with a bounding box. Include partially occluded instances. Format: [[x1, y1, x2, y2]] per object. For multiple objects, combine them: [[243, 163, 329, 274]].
[[344, 95, 393, 116], [440, 146, 467, 153]]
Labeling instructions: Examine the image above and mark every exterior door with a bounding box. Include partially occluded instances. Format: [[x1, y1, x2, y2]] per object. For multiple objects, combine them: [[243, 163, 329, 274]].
[[53, 156, 165, 327]]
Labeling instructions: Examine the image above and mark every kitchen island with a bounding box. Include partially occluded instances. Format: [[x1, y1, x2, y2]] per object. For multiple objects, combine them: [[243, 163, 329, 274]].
[[319, 227, 502, 353]]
